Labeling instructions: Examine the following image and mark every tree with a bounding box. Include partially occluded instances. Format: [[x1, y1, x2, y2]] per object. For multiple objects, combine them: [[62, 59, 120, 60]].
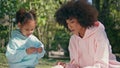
[[0, 0, 20, 50]]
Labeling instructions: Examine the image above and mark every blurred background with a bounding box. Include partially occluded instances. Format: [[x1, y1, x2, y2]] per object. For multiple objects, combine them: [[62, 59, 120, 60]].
[[0, 0, 120, 68]]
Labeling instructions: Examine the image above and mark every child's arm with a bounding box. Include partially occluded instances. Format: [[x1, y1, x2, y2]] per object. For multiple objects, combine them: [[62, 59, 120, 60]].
[[35, 39, 45, 59], [37, 44, 45, 59], [6, 40, 27, 63]]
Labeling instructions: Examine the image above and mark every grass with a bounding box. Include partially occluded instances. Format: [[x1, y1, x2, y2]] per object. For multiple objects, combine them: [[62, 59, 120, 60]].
[[37, 58, 69, 68], [2, 53, 119, 68], [0, 53, 69, 68], [0, 53, 8, 68]]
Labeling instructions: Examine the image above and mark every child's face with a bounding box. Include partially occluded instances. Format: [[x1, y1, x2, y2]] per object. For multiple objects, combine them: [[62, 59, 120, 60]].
[[66, 18, 83, 35], [18, 20, 36, 37]]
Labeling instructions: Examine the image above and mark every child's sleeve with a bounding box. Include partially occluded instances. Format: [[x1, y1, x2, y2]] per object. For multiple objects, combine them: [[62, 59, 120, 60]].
[[5, 40, 27, 63], [83, 28, 110, 68], [35, 38, 45, 59], [37, 42, 46, 59]]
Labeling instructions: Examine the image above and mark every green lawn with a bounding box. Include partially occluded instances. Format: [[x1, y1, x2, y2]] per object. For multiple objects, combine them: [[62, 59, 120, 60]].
[[0, 53, 69, 68], [0, 53, 120, 68]]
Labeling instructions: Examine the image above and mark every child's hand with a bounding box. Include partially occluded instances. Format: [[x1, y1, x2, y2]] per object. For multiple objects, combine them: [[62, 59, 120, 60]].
[[26, 47, 37, 54], [37, 47, 43, 53]]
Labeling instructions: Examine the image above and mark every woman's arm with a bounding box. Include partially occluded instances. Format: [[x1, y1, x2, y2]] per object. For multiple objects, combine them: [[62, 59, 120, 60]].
[[84, 27, 110, 68]]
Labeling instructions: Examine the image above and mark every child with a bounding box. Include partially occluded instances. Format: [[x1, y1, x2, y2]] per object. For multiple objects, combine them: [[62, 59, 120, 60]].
[[5, 8, 45, 68], [54, 0, 120, 68]]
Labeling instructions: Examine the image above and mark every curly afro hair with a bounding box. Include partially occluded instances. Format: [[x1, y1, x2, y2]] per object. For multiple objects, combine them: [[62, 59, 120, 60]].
[[55, 0, 98, 28]]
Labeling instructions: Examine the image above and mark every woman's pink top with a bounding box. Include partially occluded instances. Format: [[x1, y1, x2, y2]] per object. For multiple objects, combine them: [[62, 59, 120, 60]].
[[68, 21, 120, 68]]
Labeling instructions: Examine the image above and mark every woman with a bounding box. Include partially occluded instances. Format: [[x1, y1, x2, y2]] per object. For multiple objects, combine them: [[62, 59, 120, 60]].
[[54, 0, 120, 68]]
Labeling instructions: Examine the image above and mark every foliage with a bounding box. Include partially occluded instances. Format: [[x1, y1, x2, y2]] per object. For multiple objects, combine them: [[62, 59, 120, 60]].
[[0, 47, 6, 53], [51, 27, 70, 56], [0, 25, 8, 39], [0, 0, 31, 53], [29, 0, 68, 57]]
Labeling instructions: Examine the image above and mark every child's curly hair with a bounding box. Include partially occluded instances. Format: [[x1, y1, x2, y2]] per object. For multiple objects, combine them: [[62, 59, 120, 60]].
[[55, 0, 98, 28], [16, 8, 36, 25]]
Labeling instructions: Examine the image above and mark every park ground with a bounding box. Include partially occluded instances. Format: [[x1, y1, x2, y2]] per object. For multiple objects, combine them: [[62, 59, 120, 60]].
[[0, 53, 69, 68], [0, 53, 120, 68]]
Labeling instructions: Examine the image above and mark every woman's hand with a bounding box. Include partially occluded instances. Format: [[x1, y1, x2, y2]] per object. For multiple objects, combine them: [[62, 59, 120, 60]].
[[57, 62, 66, 68]]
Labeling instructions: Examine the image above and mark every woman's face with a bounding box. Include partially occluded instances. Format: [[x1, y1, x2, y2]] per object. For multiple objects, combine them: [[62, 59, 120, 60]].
[[18, 20, 36, 37], [66, 18, 82, 35]]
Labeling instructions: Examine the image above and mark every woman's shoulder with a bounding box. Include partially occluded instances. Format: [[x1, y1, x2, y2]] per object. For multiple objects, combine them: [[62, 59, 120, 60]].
[[89, 21, 105, 34], [94, 21, 106, 34]]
